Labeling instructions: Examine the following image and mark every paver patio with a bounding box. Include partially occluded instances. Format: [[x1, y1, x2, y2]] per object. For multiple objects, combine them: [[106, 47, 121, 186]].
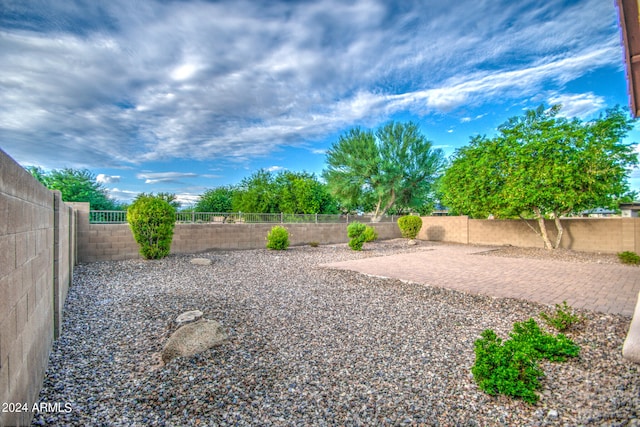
[[322, 244, 640, 317]]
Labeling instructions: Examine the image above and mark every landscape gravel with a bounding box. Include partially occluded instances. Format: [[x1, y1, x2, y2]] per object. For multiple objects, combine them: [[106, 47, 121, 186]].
[[32, 240, 639, 426]]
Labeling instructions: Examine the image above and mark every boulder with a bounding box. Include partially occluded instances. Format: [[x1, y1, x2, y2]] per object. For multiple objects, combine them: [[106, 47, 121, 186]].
[[190, 258, 212, 265], [162, 319, 228, 363], [175, 310, 203, 325], [407, 239, 418, 246]]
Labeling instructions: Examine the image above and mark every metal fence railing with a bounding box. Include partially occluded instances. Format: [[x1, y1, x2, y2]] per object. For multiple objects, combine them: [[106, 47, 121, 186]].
[[89, 211, 401, 224]]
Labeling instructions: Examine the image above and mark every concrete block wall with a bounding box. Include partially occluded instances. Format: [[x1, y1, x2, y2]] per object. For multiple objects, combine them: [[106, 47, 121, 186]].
[[76, 215, 402, 262], [420, 216, 640, 253], [1, 149, 76, 427]]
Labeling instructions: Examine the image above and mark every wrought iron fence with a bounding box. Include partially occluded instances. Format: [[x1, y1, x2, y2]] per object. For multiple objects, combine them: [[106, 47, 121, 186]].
[[89, 211, 400, 224]]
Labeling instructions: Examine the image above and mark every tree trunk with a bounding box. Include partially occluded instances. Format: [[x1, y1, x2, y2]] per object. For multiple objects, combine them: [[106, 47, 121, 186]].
[[533, 207, 554, 250], [372, 189, 396, 222], [372, 197, 383, 222], [553, 214, 564, 249]]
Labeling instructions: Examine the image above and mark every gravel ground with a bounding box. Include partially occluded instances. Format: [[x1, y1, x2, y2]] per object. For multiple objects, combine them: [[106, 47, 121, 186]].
[[33, 240, 639, 426]]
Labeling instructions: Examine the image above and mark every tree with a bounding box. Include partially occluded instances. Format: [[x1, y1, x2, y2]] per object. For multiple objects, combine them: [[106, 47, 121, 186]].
[[195, 186, 236, 212], [323, 121, 446, 221], [440, 105, 638, 249], [232, 169, 279, 213], [26, 166, 119, 210], [136, 192, 180, 210], [232, 169, 339, 214]]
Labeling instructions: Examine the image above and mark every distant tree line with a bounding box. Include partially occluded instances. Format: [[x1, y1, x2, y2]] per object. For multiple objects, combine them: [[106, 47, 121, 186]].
[[25, 107, 639, 249]]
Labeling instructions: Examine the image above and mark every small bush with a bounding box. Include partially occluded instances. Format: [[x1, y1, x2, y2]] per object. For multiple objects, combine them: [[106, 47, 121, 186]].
[[540, 301, 583, 332], [347, 221, 367, 251], [618, 251, 640, 265], [127, 195, 176, 259], [397, 215, 422, 239], [266, 226, 289, 250], [472, 318, 579, 404], [309, 241, 319, 248], [363, 225, 378, 242]]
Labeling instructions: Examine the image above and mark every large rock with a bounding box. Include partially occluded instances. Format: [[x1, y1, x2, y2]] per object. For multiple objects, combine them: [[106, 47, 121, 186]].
[[162, 319, 228, 363], [175, 310, 203, 325], [623, 290, 640, 364]]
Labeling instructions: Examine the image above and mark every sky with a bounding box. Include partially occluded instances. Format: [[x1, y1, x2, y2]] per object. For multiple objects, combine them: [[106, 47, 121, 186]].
[[1, 0, 639, 207]]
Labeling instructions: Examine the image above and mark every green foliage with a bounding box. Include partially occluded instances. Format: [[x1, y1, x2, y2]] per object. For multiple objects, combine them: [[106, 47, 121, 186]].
[[127, 195, 176, 259], [440, 105, 638, 248], [266, 226, 289, 250], [363, 225, 378, 242], [539, 301, 584, 332], [233, 170, 339, 214], [347, 221, 368, 251], [397, 215, 423, 239], [26, 166, 120, 210], [323, 122, 446, 220], [309, 241, 319, 248], [136, 192, 180, 210], [618, 251, 640, 265], [195, 186, 236, 212], [472, 318, 579, 404]]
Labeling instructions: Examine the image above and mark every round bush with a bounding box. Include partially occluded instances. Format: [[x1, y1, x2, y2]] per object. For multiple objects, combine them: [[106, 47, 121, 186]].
[[267, 226, 289, 250], [127, 195, 176, 259], [397, 215, 423, 239], [347, 221, 367, 251], [363, 225, 378, 242]]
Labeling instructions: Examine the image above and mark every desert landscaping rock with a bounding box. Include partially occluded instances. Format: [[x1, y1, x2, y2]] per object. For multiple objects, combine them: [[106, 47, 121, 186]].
[[175, 309, 204, 325], [162, 319, 228, 363], [190, 257, 212, 265], [32, 240, 639, 426]]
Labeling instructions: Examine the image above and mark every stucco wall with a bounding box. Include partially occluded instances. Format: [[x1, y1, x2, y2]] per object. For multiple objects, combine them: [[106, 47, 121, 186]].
[[419, 215, 640, 253]]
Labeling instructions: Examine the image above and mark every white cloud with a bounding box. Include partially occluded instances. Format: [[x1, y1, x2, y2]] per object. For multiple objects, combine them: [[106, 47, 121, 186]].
[[547, 93, 606, 118], [266, 166, 285, 172], [136, 172, 198, 184], [96, 174, 121, 183]]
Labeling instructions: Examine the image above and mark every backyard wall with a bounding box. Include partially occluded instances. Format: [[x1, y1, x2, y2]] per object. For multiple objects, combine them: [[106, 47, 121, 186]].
[[419, 216, 640, 253], [0, 149, 76, 427], [76, 215, 402, 263]]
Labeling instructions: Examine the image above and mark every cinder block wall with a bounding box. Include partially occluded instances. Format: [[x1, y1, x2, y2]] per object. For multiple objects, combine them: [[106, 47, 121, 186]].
[[420, 216, 640, 253], [76, 214, 402, 262], [0, 149, 75, 427]]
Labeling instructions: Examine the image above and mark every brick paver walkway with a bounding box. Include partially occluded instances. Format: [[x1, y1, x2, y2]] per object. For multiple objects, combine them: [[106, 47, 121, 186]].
[[323, 244, 640, 317]]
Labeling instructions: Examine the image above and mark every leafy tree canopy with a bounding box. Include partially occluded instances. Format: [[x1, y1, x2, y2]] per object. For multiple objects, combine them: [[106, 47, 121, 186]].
[[26, 166, 120, 210], [440, 105, 638, 249], [322, 121, 446, 221], [194, 186, 236, 212], [231, 170, 339, 214], [136, 192, 180, 210]]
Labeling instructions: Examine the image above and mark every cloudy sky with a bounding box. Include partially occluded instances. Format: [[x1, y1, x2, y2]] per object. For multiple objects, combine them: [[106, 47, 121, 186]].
[[1, 0, 639, 206]]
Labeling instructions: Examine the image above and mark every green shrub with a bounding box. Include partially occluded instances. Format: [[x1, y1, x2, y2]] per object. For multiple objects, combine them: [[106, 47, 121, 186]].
[[540, 301, 583, 332], [397, 215, 422, 239], [309, 241, 319, 248], [127, 195, 176, 259], [266, 226, 289, 250], [618, 251, 640, 265], [347, 221, 367, 251], [472, 318, 579, 404], [363, 225, 378, 242]]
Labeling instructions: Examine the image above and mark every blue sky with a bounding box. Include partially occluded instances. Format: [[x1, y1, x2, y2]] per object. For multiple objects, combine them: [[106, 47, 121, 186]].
[[1, 0, 639, 207]]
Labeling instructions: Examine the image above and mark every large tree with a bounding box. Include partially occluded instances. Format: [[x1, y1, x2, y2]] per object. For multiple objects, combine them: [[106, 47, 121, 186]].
[[323, 121, 445, 221], [27, 166, 119, 210], [440, 105, 638, 249], [195, 186, 236, 212], [232, 169, 339, 214]]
